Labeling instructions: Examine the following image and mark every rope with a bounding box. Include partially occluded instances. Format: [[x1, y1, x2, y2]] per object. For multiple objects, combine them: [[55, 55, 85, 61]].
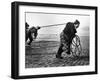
[[40, 23, 67, 28]]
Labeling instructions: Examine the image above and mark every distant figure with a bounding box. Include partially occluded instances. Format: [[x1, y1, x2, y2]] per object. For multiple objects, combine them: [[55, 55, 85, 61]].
[[25, 22, 29, 43], [25, 22, 29, 29], [26, 26, 41, 45], [56, 20, 80, 59]]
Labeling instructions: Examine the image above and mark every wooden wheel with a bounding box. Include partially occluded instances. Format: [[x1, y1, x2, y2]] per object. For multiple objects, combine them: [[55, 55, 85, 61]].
[[70, 35, 82, 56]]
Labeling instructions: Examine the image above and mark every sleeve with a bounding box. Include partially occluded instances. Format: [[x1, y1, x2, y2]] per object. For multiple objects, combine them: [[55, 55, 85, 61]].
[[60, 32, 68, 45]]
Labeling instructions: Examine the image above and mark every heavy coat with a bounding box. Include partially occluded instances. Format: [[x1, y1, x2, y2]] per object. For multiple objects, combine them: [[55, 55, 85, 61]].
[[63, 22, 77, 39], [57, 22, 77, 56], [26, 27, 38, 45]]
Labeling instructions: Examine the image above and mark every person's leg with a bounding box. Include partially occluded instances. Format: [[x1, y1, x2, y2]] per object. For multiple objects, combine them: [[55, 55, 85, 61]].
[[66, 35, 75, 54], [56, 44, 64, 59], [26, 34, 28, 42], [66, 37, 71, 54], [25, 30, 28, 42], [34, 32, 38, 39], [67, 42, 71, 54]]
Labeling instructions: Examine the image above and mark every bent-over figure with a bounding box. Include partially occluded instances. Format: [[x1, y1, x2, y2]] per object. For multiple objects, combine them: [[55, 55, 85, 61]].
[[26, 24, 41, 45], [56, 20, 80, 59]]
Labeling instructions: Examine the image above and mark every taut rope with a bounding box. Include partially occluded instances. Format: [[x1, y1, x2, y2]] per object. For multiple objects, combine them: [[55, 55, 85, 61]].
[[40, 23, 67, 28]]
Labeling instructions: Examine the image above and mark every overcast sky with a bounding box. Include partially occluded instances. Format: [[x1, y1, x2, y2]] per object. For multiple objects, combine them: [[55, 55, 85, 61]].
[[26, 12, 90, 36]]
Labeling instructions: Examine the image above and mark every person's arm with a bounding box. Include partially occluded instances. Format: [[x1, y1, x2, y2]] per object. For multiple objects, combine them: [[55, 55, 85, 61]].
[[34, 31, 38, 39], [60, 32, 68, 45]]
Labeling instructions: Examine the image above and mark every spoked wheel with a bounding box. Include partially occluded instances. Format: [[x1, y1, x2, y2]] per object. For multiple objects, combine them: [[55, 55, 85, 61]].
[[70, 35, 82, 56]]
